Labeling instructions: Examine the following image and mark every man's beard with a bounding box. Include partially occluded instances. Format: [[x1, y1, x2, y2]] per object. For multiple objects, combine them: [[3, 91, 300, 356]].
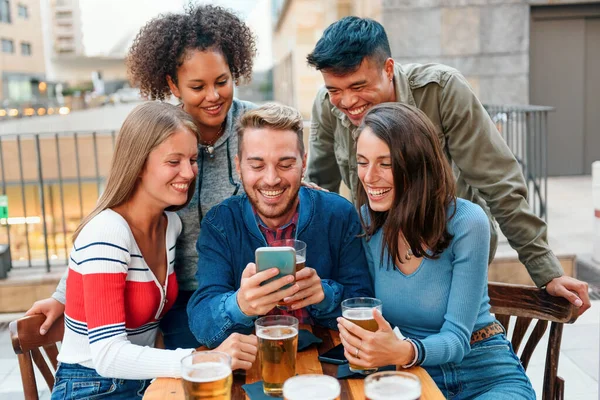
[[245, 183, 300, 221]]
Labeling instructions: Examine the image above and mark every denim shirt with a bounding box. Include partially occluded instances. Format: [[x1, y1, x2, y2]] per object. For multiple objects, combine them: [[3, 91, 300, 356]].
[[187, 187, 373, 348]]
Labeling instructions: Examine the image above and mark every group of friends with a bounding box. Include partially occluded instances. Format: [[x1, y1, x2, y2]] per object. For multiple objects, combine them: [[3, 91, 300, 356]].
[[25, 5, 591, 400]]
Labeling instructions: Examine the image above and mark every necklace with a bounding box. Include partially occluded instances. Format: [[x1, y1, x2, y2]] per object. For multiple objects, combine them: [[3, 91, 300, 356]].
[[401, 235, 413, 261], [201, 122, 225, 159]]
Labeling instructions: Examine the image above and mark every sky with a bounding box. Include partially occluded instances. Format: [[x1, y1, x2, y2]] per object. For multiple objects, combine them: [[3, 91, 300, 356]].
[[79, 0, 273, 71]]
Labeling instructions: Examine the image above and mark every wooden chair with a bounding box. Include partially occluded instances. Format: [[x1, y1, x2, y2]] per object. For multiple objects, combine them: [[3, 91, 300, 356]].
[[488, 282, 579, 400], [9, 314, 65, 400]]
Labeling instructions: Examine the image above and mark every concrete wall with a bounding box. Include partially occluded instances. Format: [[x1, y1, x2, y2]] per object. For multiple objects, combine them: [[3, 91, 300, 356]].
[[382, 0, 600, 105], [382, 0, 529, 104]]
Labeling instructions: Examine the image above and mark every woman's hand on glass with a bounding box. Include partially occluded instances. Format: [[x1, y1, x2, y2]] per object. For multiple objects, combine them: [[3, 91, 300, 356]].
[[337, 309, 413, 368]]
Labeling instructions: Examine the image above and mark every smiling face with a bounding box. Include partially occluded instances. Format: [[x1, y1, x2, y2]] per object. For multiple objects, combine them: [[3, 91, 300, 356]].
[[167, 49, 234, 134], [356, 127, 395, 212], [137, 128, 199, 210], [321, 57, 396, 126], [236, 127, 306, 229]]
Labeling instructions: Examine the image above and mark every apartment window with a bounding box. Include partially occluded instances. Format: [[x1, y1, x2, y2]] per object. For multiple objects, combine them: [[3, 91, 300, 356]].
[[17, 3, 27, 19], [1, 38, 14, 53], [21, 41, 31, 55], [0, 0, 11, 23]]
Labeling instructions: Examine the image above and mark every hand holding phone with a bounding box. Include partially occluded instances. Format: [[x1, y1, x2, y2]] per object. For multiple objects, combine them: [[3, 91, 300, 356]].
[[255, 246, 296, 288], [236, 260, 300, 317]]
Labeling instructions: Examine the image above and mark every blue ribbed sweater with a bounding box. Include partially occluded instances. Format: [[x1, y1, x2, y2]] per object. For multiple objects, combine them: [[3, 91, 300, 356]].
[[363, 198, 495, 366]]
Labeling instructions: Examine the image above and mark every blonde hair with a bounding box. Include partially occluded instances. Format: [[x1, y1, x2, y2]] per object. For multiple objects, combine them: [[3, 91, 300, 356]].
[[236, 102, 305, 157], [72, 102, 199, 240]]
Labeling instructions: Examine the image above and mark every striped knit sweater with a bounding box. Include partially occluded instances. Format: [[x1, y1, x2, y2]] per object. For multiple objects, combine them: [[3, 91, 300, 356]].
[[57, 209, 193, 379]]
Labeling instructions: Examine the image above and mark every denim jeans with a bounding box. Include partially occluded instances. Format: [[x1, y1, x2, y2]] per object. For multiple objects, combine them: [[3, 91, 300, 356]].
[[159, 289, 201, 350], [51, 363, 151, 400], [425, 334, 536, 400]]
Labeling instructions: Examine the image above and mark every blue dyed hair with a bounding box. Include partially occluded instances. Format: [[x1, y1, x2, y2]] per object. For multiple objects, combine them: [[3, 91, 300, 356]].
[[307, 16, 391, 74]]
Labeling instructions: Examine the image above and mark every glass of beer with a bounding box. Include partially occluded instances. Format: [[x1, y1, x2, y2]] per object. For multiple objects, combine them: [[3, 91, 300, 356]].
[[364, 371, 421, 400], [255, 315, 299, 396], [271, 239, 307, 308], [341, 297, 383, 374], [180, 351, 232, 400], [283, 375, 340, 400]]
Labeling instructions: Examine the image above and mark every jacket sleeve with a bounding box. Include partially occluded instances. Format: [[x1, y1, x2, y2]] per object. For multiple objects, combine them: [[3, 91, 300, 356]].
[[187, 218, 256, 348], [439, 73, 563, 287], [310, 207, 374, 329], [306, 89, 343, 193], [419, 205, 490, 366]]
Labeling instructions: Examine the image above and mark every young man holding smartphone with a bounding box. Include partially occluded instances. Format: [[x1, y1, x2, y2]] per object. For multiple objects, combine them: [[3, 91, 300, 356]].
[[187, 103, 373, 348]]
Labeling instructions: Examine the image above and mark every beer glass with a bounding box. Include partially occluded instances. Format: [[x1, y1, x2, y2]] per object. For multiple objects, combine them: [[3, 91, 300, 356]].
[[255, 315, 299, 396], [271, 239, 306, 272], [364, 371, 421, 400], [341, 297, 383, 374], [283, 375, 340, 400], [180, 351, 232, 400], [271, 239, 307, 308]]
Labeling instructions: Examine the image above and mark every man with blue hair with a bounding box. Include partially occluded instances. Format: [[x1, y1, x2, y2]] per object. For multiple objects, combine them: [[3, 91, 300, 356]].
[[306, 16, 590, 314]]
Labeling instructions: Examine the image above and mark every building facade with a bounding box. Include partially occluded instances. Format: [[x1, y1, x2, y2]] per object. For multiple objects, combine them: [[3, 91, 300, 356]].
[[48, 0, 83, 57], [0, 0, 47, 106]]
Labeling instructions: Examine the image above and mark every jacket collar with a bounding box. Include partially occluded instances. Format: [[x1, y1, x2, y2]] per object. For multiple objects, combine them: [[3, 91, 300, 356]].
[[242, 187, 313, 244], [394, 62, 417, 107]]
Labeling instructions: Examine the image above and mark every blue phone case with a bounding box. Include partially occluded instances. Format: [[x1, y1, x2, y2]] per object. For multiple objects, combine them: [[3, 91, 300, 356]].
[[255, 247, 296, 287]]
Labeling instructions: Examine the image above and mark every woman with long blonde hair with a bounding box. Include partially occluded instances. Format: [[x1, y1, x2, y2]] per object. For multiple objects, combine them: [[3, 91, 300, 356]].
[[51, 102, 255, 400]]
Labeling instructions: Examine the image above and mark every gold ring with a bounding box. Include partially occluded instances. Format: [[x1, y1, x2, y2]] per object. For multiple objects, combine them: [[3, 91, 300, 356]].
[[355, 347, 360, 358]]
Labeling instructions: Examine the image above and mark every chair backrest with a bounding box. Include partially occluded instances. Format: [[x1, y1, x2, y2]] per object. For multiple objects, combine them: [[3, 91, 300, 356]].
[[488, 282, 578, 400], [9, 314, 65, 400]]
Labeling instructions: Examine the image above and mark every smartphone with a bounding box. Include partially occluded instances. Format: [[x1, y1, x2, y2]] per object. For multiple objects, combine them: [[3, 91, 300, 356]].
[[318, 343, 348, 365], [255, 246, 296, 288]]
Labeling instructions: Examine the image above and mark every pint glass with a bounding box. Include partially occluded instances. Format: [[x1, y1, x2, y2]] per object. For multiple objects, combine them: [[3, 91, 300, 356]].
[[341, 297, 383, 374], [180, 351, 232, 400], [271, 239, 307, 308], [271, 239, 306, 272], [283, 375, 340, 400], [255, 315, 299, 396], [364, 371, 421, 400]]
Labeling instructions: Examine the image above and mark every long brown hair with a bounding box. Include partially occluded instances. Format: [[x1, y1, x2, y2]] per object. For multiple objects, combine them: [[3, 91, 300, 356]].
[[72, 102, 199, 240], [356, 103, 456, 264]]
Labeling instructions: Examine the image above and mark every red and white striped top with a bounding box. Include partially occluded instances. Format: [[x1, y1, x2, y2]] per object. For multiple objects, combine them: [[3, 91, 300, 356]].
[[58, 209, 193, 379]]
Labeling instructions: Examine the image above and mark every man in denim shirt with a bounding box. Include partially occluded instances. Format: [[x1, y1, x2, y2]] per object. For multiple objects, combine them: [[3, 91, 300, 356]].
[[187, 103, 373, 348]]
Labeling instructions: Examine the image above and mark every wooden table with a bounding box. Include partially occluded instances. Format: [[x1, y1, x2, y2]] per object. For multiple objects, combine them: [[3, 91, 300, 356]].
[[144, 325, 444, 400]]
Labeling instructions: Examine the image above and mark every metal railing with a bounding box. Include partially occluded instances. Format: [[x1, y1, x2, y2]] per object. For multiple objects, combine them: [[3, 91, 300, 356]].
[[484, 104, 552, 221], [0, 105, 552, 273], [0, 130, 116, 271]]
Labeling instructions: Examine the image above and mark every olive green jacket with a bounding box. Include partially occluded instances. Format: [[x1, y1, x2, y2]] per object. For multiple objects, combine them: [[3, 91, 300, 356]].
[[306, 62, 563, 287]]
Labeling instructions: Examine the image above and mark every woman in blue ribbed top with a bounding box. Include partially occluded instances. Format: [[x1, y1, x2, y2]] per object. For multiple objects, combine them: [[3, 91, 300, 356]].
[[336, 103, 535, 399]]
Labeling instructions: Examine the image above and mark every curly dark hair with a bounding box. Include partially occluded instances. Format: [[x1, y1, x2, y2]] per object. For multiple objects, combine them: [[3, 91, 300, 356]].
[[127, 5, 257, 101]]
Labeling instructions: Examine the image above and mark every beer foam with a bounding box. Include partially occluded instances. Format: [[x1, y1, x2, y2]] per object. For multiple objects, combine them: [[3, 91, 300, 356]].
[[183, 362, 231, 383], [256, 325, 298, 340], [342, 307, 375, 320], [295, 255, 306, 264], [365, 376, 421, 400], [283, 375, 340, 400]]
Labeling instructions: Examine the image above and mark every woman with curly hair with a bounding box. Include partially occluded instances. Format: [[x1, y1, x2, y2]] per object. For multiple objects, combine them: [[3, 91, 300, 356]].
[[27, 4, 259, 366]]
